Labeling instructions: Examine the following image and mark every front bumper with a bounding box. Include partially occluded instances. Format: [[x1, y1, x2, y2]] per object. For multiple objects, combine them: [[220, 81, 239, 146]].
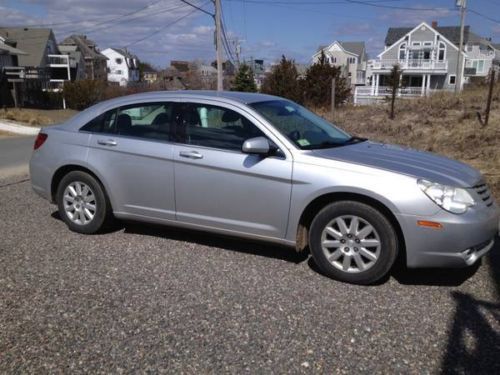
[[397, 204, 500, 268]]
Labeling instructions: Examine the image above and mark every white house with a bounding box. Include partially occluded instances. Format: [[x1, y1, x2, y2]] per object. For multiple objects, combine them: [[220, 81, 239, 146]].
[[101, 48, 140, 86], [312, 41, 368, 85], [355, 21, 498, 104]]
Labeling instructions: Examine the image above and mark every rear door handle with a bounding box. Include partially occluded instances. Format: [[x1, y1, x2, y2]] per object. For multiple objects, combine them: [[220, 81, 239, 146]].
[[179, 150, 203, 159], [97, 139, 117, 147]]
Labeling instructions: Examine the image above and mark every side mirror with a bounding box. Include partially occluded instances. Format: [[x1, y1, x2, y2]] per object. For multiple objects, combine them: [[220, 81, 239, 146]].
[[242, 136, 270, 155]]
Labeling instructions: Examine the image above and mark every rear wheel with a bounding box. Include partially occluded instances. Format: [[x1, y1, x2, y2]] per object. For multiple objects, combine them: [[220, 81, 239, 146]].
[[56, 171, 112, 234], [309, 201, 398, 285]]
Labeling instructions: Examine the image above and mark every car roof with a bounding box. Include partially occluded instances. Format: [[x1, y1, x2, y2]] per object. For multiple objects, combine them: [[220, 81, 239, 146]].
[[99, 90, 282, 108]]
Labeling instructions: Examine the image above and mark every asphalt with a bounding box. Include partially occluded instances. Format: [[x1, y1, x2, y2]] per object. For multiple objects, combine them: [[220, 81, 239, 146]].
[[1, 175, 499, 373], [0, 136, 35, 177]]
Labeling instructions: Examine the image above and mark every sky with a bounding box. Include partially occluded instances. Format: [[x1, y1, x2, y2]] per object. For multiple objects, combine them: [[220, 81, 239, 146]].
[[1, 0, 499, 68]]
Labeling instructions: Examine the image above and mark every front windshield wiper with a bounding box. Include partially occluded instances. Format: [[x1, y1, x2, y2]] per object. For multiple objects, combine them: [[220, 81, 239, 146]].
[[345, 136, 367, 144], [308, 136, 367, 150]]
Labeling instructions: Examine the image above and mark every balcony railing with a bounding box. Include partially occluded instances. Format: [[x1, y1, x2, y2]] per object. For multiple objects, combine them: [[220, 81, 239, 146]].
[[371, 59, 448, 71], [354, 85, 455, 104], [48, 54, 70, 66]]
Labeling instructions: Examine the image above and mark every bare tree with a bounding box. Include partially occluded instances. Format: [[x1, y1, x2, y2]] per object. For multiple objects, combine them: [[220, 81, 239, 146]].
[[387, 64, 402, 120]]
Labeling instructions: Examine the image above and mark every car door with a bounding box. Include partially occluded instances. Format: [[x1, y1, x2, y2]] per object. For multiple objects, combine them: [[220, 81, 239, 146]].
[[172, 101, 293, 239], [85, 101, 176, 220]]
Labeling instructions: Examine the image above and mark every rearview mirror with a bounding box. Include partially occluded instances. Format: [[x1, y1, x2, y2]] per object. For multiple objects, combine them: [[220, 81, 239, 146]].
[[242, 136, 270, 155]]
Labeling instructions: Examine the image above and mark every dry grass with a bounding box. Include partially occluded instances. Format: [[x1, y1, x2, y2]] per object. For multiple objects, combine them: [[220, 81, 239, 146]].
[[0, 130, 15, 137], [0, 108, 79, 127], [321, 84, 500, 198]]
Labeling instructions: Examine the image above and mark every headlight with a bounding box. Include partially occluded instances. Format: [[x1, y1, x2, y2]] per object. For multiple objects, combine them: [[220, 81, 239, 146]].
[[417, 179, 475, 214]]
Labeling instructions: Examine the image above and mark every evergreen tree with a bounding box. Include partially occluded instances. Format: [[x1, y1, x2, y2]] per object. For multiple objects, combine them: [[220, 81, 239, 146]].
[[260, 55, 303, 103], [303, 50, 351, 108], [231, 64, 257, 92]]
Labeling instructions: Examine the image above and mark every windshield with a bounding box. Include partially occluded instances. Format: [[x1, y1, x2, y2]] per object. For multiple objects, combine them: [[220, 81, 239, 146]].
[[250, 100, 355, 150]]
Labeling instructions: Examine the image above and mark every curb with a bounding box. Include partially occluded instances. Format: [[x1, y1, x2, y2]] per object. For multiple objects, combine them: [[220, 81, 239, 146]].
[[0, 120, 40, 135]]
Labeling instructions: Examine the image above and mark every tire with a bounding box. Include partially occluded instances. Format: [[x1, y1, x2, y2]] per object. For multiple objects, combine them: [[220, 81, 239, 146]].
[[56, 171, 113, 234], [309, 201, 398, 285]]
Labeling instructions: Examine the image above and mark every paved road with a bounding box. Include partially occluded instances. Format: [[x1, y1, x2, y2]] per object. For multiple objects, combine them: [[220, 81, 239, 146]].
[[0, 136, 35, 176], [1, 176, 499, 373]]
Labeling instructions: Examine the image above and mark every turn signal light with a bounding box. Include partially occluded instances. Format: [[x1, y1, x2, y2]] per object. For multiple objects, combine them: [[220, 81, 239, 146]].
[[34, 133, 48, 150], [417, 220, 443, 229]]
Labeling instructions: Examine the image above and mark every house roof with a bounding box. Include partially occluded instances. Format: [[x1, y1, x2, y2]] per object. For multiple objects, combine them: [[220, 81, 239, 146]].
[[493, 43, 500, 50], [110, 47, 137, 60], [60, 35, 107, 61], [0, 41, 27, 55], [0, 27, 53, 66], [384, 25, 477, 47], [338, 41, 365, 57]]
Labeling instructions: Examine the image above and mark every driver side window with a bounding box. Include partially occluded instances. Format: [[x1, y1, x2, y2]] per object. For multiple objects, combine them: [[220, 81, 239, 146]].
[[175, 103, 265, 152]]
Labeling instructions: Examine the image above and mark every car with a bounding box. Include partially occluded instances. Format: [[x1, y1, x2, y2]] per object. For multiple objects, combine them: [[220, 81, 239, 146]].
[[30, 91, 499, 284]]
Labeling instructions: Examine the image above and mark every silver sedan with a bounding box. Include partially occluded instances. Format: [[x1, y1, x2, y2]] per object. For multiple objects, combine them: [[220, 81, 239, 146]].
[[30, 91, 499, 284]]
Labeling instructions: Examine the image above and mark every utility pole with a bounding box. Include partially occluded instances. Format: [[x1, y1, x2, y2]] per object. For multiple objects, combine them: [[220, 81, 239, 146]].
[[215, 0, 223, 91], [455, 0, 467, 93]]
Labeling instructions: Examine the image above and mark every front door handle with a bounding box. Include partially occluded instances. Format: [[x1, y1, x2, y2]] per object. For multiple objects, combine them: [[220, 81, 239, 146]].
[[179, 150, 203, 159], [97, 139, 117, 147]]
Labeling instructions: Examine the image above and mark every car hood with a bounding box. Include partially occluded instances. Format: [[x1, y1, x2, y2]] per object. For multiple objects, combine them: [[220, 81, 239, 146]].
[[311, 141, 482, 188]]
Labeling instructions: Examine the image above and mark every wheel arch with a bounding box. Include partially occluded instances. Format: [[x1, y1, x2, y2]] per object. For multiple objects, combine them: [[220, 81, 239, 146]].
[[295, 191, 406, 265], [50, 164, 114, 210]]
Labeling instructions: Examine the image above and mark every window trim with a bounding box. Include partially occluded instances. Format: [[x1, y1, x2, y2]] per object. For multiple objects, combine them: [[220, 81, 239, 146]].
[[399, 43, 406, 60], [438, 42, 446, 62]]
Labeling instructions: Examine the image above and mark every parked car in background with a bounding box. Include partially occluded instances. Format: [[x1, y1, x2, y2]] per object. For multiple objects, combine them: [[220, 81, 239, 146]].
[[30, 91, 499, 284]]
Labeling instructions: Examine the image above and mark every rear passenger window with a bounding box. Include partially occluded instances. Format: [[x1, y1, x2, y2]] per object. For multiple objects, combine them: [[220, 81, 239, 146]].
[[80, 109, 117, 134], [80, 102, 174, 142], [175, 103, 265, 151], [115, 102, 173, 141]]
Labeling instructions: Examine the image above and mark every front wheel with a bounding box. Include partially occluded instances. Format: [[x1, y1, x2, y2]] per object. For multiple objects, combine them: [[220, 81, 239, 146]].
[[56, 171, 113, 234], [309, 201, 398, 285]]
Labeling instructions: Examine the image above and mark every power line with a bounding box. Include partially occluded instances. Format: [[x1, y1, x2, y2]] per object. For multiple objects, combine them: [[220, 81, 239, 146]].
[[124, 2, 209, 48], [69, 2, 189, 35], [8, 0, 168, 29], [468, 8, 500, 24], [179, 0, 215, 17]]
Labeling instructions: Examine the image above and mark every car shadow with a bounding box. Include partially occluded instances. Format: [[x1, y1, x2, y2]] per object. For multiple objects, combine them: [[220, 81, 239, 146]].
[[50, 210, 494, 286], [122, 221, 310, 264]]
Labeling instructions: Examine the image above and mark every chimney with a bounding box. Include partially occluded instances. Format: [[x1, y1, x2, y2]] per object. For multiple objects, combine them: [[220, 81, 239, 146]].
[[432, 21, 438, 28]]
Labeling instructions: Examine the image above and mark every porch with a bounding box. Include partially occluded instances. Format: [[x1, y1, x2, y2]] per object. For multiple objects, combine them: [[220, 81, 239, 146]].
[[354, 73, 450, 105]]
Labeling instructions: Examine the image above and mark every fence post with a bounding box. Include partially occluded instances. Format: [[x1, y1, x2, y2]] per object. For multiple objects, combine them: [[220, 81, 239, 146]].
[[484, 69, 495, 126], [331, 77, 335, 119]]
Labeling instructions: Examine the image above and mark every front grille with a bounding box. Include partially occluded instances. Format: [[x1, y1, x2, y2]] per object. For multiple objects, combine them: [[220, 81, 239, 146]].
[[473, 183, 494, 207]]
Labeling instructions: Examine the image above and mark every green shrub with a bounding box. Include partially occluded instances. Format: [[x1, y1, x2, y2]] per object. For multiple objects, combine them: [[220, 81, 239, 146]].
[[63, 80, 106, 110]]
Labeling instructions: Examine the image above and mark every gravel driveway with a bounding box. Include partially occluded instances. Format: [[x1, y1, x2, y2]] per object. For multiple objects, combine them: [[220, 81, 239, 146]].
[[1, 176, 499, 373]]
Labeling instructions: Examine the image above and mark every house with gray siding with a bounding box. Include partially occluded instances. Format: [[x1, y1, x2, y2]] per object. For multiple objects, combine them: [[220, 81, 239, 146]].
[[356, 21, 497, 103], [312, 41, 367, 85]]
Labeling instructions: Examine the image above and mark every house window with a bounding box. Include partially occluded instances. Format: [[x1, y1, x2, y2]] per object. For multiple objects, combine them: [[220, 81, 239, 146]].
[[449, 75, 456, 85], [115, 58, 123, 64], [472, 60, 485, 73], [399, 43, 406, 60], [438, 42, 446, 61], [332, 57, 337, 63], [412, 41, 421, 46], [423, 41, 433, 46], [348, 57, 356, 64]]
